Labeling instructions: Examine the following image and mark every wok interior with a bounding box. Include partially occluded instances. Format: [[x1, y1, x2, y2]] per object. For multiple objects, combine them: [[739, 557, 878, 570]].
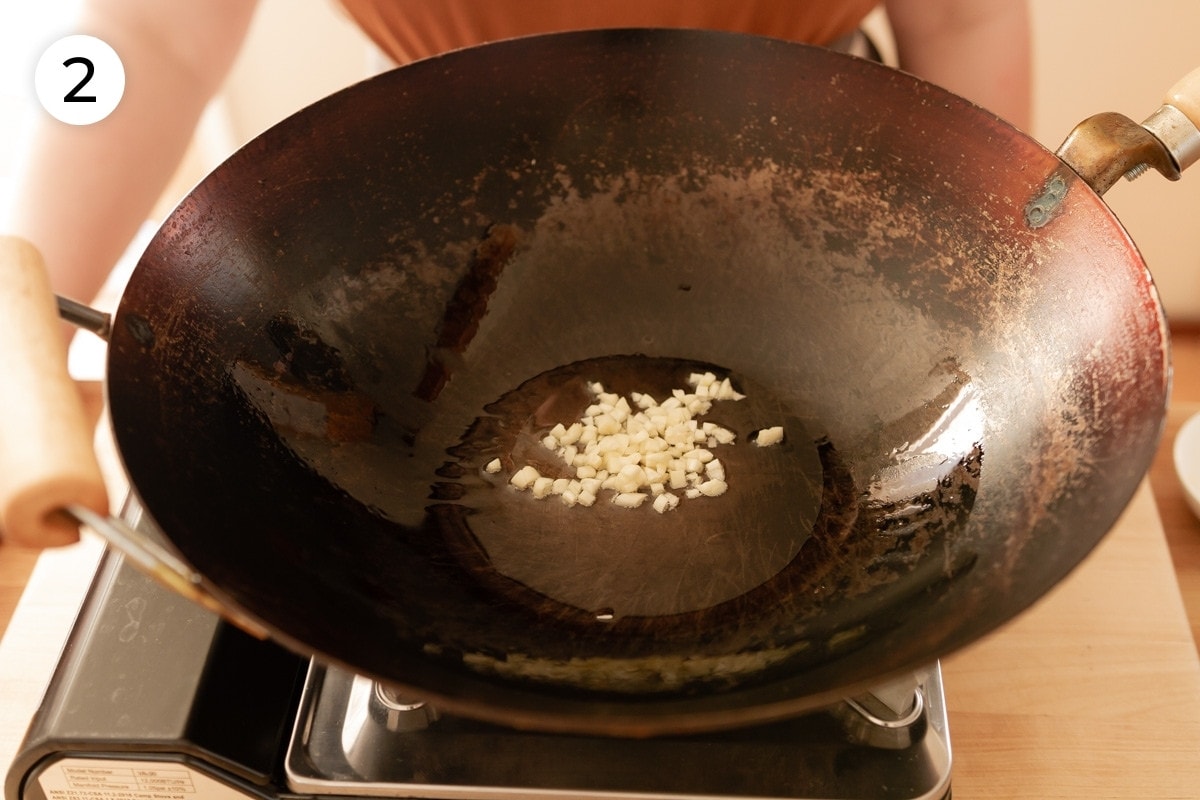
[[106, 30, 1168, 733]]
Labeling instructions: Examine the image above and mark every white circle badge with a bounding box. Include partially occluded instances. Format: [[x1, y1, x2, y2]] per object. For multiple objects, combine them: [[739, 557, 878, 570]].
[[34, 35, 125, 125]]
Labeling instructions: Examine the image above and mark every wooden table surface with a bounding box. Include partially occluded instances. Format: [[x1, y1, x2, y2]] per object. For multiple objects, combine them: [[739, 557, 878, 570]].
[[3, 349, 1200, 798]]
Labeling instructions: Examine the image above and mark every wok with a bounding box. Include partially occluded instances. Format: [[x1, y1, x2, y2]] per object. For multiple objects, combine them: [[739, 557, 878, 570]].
[[2, 30, 1199, 736]]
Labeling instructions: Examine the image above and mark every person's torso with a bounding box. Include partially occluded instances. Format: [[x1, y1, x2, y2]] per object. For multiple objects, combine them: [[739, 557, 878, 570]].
[[336, 0, 879, 64]]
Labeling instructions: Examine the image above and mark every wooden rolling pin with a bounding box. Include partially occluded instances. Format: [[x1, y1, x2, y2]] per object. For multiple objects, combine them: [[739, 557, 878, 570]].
[[0, 236, 108, 547]]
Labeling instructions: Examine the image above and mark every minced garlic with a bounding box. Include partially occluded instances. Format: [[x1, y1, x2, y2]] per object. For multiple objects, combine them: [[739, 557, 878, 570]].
[[504, 371, 780, 512]]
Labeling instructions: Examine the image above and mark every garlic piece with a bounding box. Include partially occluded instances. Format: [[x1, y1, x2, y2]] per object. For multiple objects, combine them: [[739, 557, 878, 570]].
[[613, 492, 648, 509], [653, 492, 680, 514], [754, 426, 785, 447], [705, 459, 725, 482], [510, 465, 540, 490]]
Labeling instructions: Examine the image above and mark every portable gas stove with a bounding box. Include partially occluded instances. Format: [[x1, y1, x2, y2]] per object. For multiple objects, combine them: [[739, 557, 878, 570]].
[[5, 500, 951, 800]]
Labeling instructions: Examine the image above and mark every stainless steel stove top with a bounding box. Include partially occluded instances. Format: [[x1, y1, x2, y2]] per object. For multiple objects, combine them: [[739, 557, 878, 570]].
[[286, 660, 950, 799]]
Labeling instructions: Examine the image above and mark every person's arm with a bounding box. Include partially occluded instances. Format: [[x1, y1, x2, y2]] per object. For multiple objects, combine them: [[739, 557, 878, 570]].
[[0, 1, 259, 548], [884, 0, 1032, 131], [6, 0, 260, 306]]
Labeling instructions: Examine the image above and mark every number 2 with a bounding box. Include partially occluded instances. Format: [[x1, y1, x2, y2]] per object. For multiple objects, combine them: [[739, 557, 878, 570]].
[[62, 56, 97, 103]]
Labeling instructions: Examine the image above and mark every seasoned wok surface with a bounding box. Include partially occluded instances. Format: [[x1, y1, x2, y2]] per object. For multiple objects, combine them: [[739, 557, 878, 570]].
[[105, 30, 1167, 734]]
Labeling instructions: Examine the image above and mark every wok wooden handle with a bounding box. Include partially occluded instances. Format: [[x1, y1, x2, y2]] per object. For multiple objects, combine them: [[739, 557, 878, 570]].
[[1165, 66, 1200, 129], [1146, 66, 1200, 174], [0, 236, 109, 547]]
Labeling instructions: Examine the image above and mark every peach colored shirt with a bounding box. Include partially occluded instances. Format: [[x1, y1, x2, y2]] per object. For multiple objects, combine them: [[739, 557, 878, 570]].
[[337, 0, 879, 64]]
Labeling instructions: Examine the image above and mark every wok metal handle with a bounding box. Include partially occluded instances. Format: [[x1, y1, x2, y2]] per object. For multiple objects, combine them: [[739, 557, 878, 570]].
[[64, 504, 267, 636], [56, 295, 113, 339], [1055, 66, 1200, 196]]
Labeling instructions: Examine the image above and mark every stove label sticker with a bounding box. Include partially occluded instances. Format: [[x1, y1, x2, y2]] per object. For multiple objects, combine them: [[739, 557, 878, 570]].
[[37, 759, 250, 800]]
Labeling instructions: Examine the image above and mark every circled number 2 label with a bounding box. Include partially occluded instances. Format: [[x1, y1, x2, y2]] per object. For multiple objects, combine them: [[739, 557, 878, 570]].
[[35, 35, 125, 125]]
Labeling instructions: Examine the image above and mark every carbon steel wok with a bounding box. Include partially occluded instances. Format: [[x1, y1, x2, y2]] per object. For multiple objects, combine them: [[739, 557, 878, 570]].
[[3, 29, 1199, 737]]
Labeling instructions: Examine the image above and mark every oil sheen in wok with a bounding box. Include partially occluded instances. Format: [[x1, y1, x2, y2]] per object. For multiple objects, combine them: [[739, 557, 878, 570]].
[[439, 354, 824, 619]]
